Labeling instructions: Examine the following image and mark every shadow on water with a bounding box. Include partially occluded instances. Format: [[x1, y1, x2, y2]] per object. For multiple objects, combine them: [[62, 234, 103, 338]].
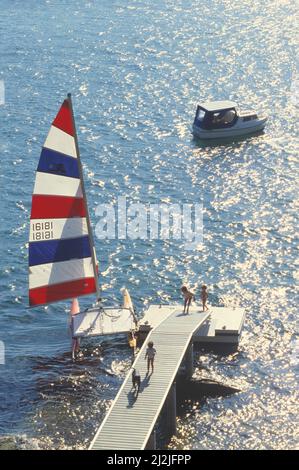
[[155, 375, 241, 450], [176, 377, 241, 408]]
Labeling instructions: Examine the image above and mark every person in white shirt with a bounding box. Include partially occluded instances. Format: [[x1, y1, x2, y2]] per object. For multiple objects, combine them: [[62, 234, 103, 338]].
[[145, 341, 156, 374]]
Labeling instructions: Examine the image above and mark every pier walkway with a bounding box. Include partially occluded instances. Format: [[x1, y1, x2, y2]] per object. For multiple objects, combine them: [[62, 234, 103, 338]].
[[89, 308, 209, 450]]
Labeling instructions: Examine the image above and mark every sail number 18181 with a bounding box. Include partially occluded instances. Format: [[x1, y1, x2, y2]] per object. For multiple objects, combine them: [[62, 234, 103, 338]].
[[31, 222, 54, 241]]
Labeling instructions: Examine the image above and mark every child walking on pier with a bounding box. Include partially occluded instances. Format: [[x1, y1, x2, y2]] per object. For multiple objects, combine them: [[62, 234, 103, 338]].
[[145, 341, 156, 374]]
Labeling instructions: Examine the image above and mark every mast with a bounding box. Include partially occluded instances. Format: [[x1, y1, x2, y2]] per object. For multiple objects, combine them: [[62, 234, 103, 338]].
[[67, 93, 101, 302]]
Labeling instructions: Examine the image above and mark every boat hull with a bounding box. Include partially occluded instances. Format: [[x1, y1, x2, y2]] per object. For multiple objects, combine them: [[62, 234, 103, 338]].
[[192, 117, 267, 140]]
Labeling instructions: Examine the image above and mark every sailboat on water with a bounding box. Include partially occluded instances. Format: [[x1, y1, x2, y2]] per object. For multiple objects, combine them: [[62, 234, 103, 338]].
[[29, 94, 137, 348]]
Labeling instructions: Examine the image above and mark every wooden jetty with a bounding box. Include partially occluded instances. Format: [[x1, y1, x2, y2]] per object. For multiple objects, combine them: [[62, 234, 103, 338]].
[[89, 304, 245, 450]]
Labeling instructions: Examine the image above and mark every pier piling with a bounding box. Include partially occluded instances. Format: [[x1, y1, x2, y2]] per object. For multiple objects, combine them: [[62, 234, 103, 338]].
[[165, 382, 177, 438], [146, 429, 156, 450], [185, 343, 194, 380]]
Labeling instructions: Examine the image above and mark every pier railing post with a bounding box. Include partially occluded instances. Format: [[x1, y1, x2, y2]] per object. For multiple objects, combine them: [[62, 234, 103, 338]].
[[185, 343, 194, 380]]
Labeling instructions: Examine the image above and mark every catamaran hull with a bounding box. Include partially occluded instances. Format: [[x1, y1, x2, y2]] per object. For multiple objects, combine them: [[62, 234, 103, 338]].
[[192, 118, 267, 140]]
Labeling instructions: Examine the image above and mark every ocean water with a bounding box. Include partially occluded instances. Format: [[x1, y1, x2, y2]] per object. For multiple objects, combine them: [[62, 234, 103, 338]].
[[0, 0, 298, 450]]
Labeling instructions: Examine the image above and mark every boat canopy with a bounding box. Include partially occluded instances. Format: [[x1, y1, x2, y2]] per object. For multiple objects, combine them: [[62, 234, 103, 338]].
[[198, 100, 238, 112], [194, 101, 238, 130]]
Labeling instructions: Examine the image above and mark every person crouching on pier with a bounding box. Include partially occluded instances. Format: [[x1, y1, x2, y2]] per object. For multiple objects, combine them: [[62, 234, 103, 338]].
[[181, 286, 195, 314]]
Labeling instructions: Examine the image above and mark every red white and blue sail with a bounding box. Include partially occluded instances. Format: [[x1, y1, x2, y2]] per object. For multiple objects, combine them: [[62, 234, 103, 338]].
[[29, 97, 98, 306]]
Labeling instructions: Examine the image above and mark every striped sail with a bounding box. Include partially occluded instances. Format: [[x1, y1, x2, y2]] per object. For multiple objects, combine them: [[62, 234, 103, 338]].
[[29, 96, 99, 306]]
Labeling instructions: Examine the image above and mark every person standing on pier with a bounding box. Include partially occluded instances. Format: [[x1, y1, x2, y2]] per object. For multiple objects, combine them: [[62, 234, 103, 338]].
[[145, 341, 156, 374], [201, 285, 208, 311], [181, 286, 195, 314], [128, 330, 137, 360]]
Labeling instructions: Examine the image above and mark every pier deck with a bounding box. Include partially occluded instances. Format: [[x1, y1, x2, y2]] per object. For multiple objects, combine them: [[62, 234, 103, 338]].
[[89, 307, 209, 450]]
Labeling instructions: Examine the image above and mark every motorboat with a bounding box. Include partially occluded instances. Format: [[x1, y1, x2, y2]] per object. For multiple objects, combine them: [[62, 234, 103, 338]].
[[192, 100, 267, 139]]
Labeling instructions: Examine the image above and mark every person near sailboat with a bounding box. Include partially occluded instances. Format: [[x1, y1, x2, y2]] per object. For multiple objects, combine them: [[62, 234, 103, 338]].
[[70, 298, 81, 360], [128, 330, 137, 359]]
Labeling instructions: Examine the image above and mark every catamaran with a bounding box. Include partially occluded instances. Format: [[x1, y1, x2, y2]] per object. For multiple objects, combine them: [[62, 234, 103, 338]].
[[29, 94, 137, 349]]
